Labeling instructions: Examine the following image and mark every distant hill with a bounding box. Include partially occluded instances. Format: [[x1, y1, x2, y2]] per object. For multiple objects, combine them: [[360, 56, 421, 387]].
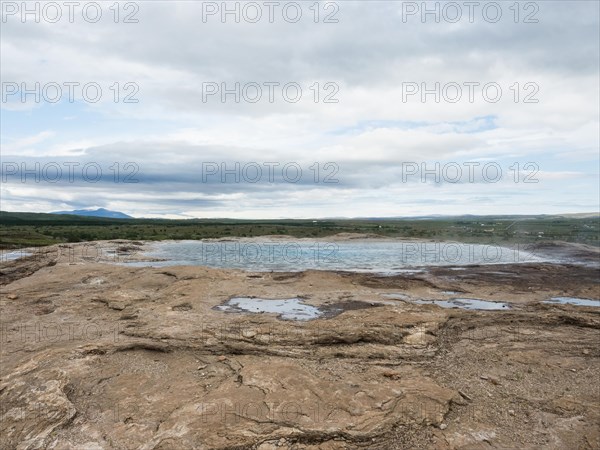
[[51, 208, 133, 219]]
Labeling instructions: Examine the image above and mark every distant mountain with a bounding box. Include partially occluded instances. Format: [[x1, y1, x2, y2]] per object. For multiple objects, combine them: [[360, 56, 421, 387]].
[[51, 208, 133, 219]]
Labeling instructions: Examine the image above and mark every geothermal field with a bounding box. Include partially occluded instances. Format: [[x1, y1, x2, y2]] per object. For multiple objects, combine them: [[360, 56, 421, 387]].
[[1, 237, 598, 449]]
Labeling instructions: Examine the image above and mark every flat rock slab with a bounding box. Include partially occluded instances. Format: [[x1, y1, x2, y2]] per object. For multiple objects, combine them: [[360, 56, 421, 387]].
[[1, 242, 599, 449]]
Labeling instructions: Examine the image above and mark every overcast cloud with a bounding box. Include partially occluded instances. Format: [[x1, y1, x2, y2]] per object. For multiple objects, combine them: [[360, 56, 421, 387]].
[[1, 1, 598, 218]]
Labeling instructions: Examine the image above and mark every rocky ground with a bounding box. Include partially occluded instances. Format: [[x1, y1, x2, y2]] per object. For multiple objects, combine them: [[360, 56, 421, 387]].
[[0, 240, 598, 449]]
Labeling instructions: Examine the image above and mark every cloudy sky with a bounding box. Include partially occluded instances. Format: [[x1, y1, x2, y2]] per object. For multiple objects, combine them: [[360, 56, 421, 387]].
[[1, 1, 598, 219]]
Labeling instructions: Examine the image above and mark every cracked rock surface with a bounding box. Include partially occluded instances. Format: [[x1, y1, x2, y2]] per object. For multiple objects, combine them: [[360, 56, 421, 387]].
[[0, 241, 598, 449]]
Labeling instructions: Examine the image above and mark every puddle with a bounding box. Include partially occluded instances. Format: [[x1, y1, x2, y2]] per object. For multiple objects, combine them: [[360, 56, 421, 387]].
[[214, 297, 382, 321], [382, 293, 412, 301], [413, 298, 511, 310], [1, 250, 32, 262], [543, 297, 600, 307], [214, 297, 323, 321], [382, 293, 510, 310]]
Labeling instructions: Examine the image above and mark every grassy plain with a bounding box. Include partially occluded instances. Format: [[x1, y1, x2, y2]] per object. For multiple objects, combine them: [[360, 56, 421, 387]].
[[1, 211, 598, 249]]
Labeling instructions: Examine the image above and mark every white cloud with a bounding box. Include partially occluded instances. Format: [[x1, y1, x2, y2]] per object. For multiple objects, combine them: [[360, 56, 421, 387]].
[[1, 1, 598, 217]]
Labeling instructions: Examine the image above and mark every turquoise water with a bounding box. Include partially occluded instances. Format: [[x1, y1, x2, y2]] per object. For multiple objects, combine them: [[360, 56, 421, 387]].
[[125, 239, 549, 273]]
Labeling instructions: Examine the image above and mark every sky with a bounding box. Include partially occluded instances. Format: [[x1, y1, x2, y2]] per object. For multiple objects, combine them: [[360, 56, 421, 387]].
[[1, 0, 599, 219]]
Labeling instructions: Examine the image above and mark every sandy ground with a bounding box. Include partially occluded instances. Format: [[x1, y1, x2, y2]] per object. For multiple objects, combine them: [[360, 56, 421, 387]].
[[0, 239, 598, 449]]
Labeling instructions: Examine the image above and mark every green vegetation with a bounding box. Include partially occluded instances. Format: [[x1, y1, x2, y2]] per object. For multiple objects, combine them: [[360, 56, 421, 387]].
[[0, 211, 598, 249]]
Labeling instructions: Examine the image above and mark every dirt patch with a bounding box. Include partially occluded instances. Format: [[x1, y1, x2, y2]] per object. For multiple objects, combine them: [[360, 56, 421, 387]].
[[320, 300, 384, 318], [172, 302, 193, 311]]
